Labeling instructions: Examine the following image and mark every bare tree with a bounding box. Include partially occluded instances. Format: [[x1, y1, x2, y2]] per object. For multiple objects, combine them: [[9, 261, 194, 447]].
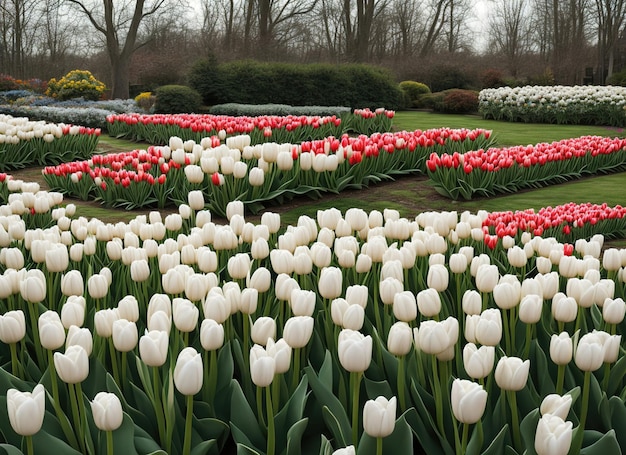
[[487, 0, 533, 76], [256, 0, 318, 58], [64, 0, 184, 98], [595, 0, 626, 82], [341, 0, 389, 61], [0, 0, 41, 77]]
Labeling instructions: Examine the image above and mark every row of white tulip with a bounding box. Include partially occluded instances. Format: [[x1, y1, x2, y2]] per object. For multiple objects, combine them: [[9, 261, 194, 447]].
[[0, 182, 625, 454]]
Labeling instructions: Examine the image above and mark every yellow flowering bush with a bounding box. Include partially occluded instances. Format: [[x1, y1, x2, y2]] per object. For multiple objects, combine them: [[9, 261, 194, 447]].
[[134, 91, 156, 112], [46, 70, 106, 101]]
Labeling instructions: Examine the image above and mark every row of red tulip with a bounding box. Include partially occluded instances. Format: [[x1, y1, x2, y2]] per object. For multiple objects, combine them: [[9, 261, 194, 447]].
[[426, 136, 626, 199]]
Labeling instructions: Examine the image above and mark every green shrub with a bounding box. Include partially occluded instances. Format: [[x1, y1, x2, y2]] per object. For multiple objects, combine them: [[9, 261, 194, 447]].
[[442, 89, 479, 114], [426, 65, 476, 92], [399, 81, 431, 108], [209, 103, 351, 116], [189, 60, 402, 109], [134, 91, 156, 112], [607, 69, 626, 86], [46, 70, 106, 101], [481, 69, 505, 89], [154, 85, 202, 114]]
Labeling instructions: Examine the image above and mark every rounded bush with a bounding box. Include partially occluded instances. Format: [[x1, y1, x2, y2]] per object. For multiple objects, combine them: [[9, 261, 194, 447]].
[[442, 89, 479, 114], [134, 91, 156, 112], [481, 69, 505, 89], [399, 81, 431, 108], [46, 70, 106, 101], [154, 85, 202, 114]]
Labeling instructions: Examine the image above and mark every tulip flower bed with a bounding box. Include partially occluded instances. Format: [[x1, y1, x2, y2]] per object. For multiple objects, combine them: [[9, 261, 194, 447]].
[[0, 185, 624, 454], [105, 108, 395, 146], [43, 128, 494, 215], [479, 85, 626, 126], [426, 135, 626, 200], [0, 115, 100, 171]]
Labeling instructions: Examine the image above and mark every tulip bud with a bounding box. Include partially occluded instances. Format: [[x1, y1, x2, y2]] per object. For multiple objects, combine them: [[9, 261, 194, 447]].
[[551, 294, 577, 323], [172, 298, 199, 333], [519, 294, 543, 324], [540, 394, 572, 420], [266, 338, 291, 374], [318, 266, 342, 300], [290, 289, 316, 317], [61, 270, 84, 296], [494, 356, 530, 391], [332, 446, 356, 455], [550, 332, 573, 366], [392, 291, 417, 322], [416, 288, 441, 317], [174, 347, 203, 395], [387, 321, 413, 356], [61, 297, 86, 329], [139, 329, 168, 367], [87, 273, 109, 299], [65, 325, 93, 356], [54, 345, 89, 384], [462, 290, 481, 315], [200, 319, 224, 351], [379, 277, 403, 305], [94, 308, 119, 339], [20, 274, 46, 303], [534, 414, 572, 455], [475, 264, 498, 293], [338, 329, 372, 373], [7, 384, 45, 436], [248, 267, 271, 294], [112, 319, 138, 352], [283, 316, 314, 349], [250, 344, 275, 387], [91, 392, 123, 432], [0, 309, 25, 344], [493, 279, 521, 310], [475, 308, 502, 346], [251, 316, 276, 346], [39, 310, 65, 350], [363, 396, 396, 438], [463, 343, 494, 379], [427, 264, 449, 292], [603, 297, 625, 325], [450, 379, 488, 424]]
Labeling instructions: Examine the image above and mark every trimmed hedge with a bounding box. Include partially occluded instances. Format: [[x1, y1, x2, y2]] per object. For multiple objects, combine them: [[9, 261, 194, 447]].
[[399, 81, 431, 108], [188, 60, 403, 109], [208, 103, 351, 116], [154, 85, 202, 114]]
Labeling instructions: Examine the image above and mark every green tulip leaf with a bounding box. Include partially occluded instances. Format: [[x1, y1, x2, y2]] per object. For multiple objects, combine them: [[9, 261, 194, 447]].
[[580, 429, 621, 454], [590, 304, 603, 330], [133, 424, 165, 454], [229, 380, 265, 450], [609, 396, 626, 450], [95, 413, 137, 455], [193, 417, 230, 451], [357, 412, 413, 455], [598, 391, 612, 430], [31, 427, 83, 455], [607, 355, 626, 397], [363, 378, 393, 401], [317, 435, 333, 455], [190, 439, 217, 455], [285, 417, 310, 455], [217, 342, 235, 393], [0, 443, 24, 455], [134, 356, 154, 402], [275, 375, 309, 443], [405, 385, 453, 455], [530, 340, 554, 396], [519, 408, 540, 455], [320, 406, 348, 447], [480, 424, 508, 455], [465, 419, 484, 455], [235, 443, 262, 455]]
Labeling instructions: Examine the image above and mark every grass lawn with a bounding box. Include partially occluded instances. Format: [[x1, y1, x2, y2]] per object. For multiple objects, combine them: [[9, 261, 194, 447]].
[[77, 114, 626, 240]]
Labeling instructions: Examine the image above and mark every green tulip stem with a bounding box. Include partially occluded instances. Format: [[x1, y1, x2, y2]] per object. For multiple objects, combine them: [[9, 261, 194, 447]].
[[25, 435, 33, 455], [461, 423, 469, 455], [68, 383, 86, 454], [556, 364, 565, 395], [376, 437, 383, 455], [9, 342, 21, 379], [507, 390, 522, 453], [557, 320, 564, 335], [243, 315, 250, 376], [256, 386, 266, 428], [183, 394, 193, 455], [272, 374, 280, 415], [453, 417, 461, 455], [397, 355, 406, 412], [106, 430, 113, 455], [573, 370, 591, 453], [208, 349, 218, 406], [502, 309, 511, 355], [47, 350, 79, 450], [108, 338, 120, 386], [482, 292, 488, 312], [432, 356, 445, 436], [152, 366, 166, 447], [28, 302, 44, 367], [76, 382, 94, 455], [602, 362, 611, 391], [121, 351, 128, 391], [523, 324, 532, 359], [292, 347, 301, 392], [351, 371, 363, 447], [509, 307, 517, 353], [266, 386, 275, 455]]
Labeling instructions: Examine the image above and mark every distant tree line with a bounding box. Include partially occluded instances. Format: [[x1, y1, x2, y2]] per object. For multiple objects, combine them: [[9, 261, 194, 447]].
[[1, 0, 625, 99]]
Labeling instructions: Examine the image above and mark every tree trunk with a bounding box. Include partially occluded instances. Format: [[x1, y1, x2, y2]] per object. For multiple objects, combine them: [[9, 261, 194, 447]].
[[110, 57, 130, 99]]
